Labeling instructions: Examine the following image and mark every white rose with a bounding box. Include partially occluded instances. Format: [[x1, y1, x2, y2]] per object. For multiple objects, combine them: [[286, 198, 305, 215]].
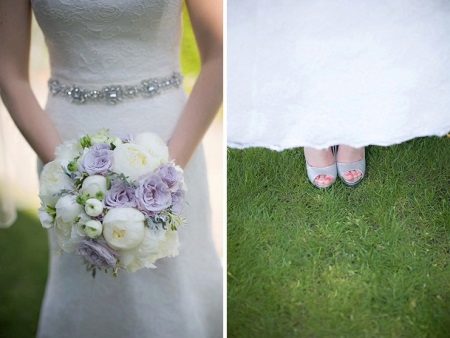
[[134, 132, 169, 164], [102, 208, 145, 250], [39, 160, 74, 206], [55, 195, 83, 223], [84, 198, 104, 217], [54, 140, 82, 162], [120, 228, 179, 272], [112, 143, 158, 181], [90, 129, 110, 144], [38, 208, 54, 229], [82, 219, 103, 238], [81, 175, 107, 198]]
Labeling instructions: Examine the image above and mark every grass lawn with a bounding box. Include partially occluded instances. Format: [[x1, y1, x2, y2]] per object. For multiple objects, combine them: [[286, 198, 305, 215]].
[[228, 137, 450, 338], [0, 210, 48, 338]]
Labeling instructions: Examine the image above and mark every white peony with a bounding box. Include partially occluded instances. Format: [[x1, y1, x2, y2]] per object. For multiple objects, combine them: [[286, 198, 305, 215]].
[[120, 228, 179, 272], [134, 132, 169, 164], [112, 143, 159, 181], [82, 219, 103, 238], [90, 129, 110, 144], [84, 198, 104, 217], [102, 208, 145, 250], [38, 208, 54, 229], [156, 229, 180, 258], [81, 175, 107, 198], [120, 228, 160, 271], [39, 160, 74, 206], [55, 195, 83, 223], [54, 139, 82, 163], [54, 217, 83, 253]]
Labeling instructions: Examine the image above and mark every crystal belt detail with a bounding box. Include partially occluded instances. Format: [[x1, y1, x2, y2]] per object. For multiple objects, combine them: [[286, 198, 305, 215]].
[[48, 72, 183, 104]]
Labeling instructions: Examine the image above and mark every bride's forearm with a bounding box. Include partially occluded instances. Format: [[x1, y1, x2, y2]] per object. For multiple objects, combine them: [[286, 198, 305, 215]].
[[0, 2, 61, 164], [169, 0, 222, 168], [1, 80, 61, 163], [168, 56, 223, 168]]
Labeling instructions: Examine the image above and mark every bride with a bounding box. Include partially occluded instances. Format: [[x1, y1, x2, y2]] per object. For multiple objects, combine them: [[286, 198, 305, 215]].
[[0, 0, 223, 337]]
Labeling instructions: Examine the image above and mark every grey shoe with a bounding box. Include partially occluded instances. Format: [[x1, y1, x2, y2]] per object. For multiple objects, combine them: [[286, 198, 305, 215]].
[[305, 146, 337, 189], [336, 147, 366, 186]]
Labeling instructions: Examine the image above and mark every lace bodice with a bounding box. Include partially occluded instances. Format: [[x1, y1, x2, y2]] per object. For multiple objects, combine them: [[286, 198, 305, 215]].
[[31, 0, 183, 84]]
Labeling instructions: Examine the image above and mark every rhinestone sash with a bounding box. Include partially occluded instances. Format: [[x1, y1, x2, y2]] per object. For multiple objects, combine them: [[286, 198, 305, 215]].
[[48, 72, 183, 104]]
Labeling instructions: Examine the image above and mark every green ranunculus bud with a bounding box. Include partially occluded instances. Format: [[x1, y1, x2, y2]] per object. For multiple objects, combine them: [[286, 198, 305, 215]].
[[76, 192, 90, 206], [80, 135, 92, 148], [67, 160, 78, 172], [82, 219, 103, 238]]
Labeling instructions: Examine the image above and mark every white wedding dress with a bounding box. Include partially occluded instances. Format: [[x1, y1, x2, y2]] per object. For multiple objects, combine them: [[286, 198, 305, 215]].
[[228, 0, 450, 150], [31, 1, 222, 337]]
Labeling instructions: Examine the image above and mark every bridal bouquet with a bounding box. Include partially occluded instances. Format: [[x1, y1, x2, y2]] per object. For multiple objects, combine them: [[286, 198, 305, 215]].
[[38, 129, 186, 276]]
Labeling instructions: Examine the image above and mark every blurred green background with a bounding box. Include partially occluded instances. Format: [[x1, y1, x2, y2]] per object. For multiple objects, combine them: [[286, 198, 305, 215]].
[[0, 6, 202, 338]]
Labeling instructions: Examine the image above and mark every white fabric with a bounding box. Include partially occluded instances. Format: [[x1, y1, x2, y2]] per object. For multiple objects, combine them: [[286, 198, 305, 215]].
[[31, 1, 222, 337], [228, 0, 450, 150]]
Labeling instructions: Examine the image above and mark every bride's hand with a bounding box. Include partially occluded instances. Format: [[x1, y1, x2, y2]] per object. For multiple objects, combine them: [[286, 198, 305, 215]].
[[168, 0, 222, 169]]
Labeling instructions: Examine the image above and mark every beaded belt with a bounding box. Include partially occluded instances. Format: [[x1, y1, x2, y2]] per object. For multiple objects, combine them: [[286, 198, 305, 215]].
[[48, 72, 183, 105]]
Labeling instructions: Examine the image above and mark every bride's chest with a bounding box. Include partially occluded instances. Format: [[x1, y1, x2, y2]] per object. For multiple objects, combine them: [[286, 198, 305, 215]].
[[31, 0, 182, 39]]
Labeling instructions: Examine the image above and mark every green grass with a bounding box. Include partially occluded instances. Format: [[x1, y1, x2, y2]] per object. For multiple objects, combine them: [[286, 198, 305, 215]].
[[0, 210, 48, 338], [228, 137, 450, 338]]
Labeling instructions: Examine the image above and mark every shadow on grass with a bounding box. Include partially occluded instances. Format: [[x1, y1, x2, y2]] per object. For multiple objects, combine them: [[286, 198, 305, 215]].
[[0, 210, 48, 338]]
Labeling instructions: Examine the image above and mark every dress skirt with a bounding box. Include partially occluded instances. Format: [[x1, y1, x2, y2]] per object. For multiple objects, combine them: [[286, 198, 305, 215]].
[[228, 0, 450, 150]]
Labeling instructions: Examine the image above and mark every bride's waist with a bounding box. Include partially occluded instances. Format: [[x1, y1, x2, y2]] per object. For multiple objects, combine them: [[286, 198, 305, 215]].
[[45, 88, 187, 141], [47, 68, 184, 105], [49, 61, 181, 85]]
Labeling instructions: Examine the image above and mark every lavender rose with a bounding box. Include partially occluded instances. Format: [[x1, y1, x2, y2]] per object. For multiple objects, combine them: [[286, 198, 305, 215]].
[[135, 173, 172, 215], [105, 180, 137, 208], [81, 143, 113, 175], [157, 163, 184, 192], [76, 239, 118, 269]]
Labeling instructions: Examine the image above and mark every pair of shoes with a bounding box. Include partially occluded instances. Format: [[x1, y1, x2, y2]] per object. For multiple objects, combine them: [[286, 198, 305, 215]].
[[305, 146, 365, 188]]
